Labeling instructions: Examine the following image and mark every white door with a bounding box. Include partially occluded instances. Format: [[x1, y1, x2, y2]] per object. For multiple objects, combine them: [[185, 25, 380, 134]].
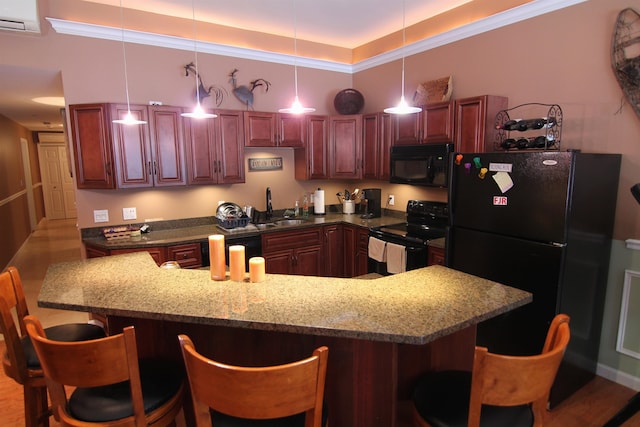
[[20, 138, 37, 230], [38, 143, 76, 219]]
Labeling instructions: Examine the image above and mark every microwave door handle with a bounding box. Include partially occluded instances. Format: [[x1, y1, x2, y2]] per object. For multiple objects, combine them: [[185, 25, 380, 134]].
[[427, 157, 435, 183]]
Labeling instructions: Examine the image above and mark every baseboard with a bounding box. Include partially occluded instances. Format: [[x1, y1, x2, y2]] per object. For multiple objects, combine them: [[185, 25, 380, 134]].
[[597, 363, 640, 391]]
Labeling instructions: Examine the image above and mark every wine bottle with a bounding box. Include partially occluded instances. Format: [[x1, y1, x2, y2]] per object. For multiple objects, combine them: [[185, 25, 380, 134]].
[[501, 138, 517, 149]]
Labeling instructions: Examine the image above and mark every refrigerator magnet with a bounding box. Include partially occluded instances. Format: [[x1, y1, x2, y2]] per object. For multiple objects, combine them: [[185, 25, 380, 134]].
[[492, 171, 514, 193]]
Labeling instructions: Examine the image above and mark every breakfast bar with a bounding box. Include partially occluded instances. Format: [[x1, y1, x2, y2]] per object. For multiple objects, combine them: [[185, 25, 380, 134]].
[[38, 252, 531, 426]]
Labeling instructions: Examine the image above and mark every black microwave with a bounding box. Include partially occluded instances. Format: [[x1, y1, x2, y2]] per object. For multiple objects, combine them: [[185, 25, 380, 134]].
[[389, 143, 453, 187]]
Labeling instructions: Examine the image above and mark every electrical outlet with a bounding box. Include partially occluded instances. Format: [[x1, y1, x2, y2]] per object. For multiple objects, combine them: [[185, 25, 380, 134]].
[[93, 209, 109, 223], [122, 207, 137, 220], [388, 195, 395, 206]]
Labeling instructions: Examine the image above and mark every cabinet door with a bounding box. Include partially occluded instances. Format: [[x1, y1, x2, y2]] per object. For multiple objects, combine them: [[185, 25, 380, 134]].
[[362, 113, 393, 181], [216, 110, 245, 184], [362, 114, 380, 180], [166, 243, 202, 268], [85, 244, 109, 258], [111, 104, 152, 188], [324, 225, 343, 277], [329, 115, 362, 179], [278, 114, 305, 147], [69, 104, 115, 189], [184, 115, 217, 185], [424, 101, 454, 143], [428, 247, 445, 266], [394, 113, 421, 145], [148, 106, 186, 186], [455, 95, 508, 153], [244, 111, 276, 147], [294, 115, 328, 180], [342, 225, 358, 278], [294, 245, 323, 276], [264, 250, 293, 274]]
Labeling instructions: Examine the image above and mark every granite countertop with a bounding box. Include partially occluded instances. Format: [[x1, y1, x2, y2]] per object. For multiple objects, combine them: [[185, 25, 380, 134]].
[[82, 212, 405, 250], [38, 252, 531, 345]]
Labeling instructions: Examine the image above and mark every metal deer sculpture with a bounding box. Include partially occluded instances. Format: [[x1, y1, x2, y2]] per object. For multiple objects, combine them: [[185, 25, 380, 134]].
[[229, 68, 271, 110], [183, 62, 225, 107]]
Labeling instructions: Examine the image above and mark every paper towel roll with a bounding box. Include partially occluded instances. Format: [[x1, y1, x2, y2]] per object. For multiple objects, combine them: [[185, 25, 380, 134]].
[[314, 189, 325, 215]]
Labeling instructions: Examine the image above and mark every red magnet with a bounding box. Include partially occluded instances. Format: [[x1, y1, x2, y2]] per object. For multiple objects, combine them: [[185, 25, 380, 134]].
[[455, 154, 463, 165]]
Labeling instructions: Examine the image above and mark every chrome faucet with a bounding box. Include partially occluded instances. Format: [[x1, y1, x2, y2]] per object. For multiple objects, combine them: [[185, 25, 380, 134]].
[[266, 187, 273, 220]]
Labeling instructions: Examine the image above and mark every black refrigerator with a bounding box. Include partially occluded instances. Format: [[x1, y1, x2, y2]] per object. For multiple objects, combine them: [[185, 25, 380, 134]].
[[446, 150, 621, 407]]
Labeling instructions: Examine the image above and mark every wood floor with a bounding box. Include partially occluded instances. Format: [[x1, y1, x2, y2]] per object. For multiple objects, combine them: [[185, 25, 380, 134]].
[[1, 219, 639, 426]]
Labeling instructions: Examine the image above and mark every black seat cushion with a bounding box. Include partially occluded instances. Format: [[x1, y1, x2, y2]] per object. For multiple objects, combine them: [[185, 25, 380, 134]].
[[211, 404, 329, 427], [22, 323, 106, 368], [68, 359, 183, 422], [412, 370, 533, 427]]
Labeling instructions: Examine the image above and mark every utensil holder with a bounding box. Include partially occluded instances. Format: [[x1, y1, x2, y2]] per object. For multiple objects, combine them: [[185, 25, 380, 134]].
[[343, 200, 355, 214]]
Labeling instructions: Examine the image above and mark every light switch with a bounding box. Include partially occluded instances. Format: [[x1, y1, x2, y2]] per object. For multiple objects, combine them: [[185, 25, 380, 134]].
[[93, 210, 109, 223], [122, 207, 137, 220]]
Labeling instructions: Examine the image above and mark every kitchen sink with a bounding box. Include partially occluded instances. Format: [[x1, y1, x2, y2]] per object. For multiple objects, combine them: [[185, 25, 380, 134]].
[[254, 219, 309, 229]]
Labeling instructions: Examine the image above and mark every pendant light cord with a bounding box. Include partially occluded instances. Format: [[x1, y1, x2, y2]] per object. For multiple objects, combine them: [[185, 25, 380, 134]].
[[191, 0, 201, 103], [400, 0, 406, 98], [293, 0, 299, 98], [119, 0, 132, 111]]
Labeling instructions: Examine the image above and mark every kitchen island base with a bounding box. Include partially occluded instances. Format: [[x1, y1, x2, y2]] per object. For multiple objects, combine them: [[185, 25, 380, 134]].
[[105, 315, 476, 427]]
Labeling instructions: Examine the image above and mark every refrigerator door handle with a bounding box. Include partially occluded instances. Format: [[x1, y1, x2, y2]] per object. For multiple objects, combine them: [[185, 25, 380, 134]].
[[551, 242, 567, 247]]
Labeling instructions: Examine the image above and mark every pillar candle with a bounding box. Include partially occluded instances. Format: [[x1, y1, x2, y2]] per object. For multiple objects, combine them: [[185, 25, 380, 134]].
[[249, 257, 266, 283], [209, 235, 226, 281], [229, 245, 246, 282]]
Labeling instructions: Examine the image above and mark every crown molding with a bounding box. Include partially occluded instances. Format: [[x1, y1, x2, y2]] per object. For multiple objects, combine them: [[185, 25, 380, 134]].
[[46, 0, 586, 74]]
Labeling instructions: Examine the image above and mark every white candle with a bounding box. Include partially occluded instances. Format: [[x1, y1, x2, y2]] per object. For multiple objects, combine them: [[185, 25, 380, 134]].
[[209, 235, 226, 281], [229, 245, 246, 282], [249, 257, 266, 283]]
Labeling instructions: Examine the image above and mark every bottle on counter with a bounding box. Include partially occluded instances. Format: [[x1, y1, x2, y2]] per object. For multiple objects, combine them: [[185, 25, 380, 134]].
[[294, 201, 299, 217], [302, 194, 309, 218]]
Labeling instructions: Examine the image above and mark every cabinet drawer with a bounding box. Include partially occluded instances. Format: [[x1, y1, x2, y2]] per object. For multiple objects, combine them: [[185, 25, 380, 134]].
[[166, 243, 202, 268], [262, 227, 323, 252]]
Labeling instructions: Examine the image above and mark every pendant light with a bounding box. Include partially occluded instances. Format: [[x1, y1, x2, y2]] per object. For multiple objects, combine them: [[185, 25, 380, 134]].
[[112, 0, 146, 125], [181, 0, 217, 119], [384, 0, 421, 115], [279, 0, 315, 114]]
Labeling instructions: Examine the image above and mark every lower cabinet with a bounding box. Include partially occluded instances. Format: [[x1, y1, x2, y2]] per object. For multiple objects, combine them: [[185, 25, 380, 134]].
[[427, 246, 445, 266], [323, 224, 343, 277], [262, 228, 324, 276], [86, 242, 203, 269], [343, 225, 369, 277]]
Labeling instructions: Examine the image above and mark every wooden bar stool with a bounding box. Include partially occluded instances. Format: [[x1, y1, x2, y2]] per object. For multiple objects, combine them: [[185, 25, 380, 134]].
[[0, 267, 106, 427], [24, 314, 185, 427], [412, 313, 570, 427], [178, 334, 329, 427]]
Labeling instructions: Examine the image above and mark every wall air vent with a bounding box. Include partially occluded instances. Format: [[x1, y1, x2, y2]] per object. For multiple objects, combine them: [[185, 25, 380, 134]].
[[0, 0, 40, 33]]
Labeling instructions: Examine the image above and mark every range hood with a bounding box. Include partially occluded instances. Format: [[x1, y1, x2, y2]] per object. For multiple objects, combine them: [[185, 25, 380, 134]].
[[0, 0, 40, 33]]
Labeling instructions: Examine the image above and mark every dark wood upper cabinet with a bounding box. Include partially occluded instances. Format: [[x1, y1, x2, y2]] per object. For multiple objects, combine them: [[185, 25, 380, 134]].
[[393, 101, 454, 145], [294, 115, 328, 180], [244, 111, 305, 147], [184, 109, 245, 185], [362, 112, 393, 181], [69, 104, 115, 189], [111, 104, 186, 188], [329, 114, 362, 179], [454, 95, 508, 153]]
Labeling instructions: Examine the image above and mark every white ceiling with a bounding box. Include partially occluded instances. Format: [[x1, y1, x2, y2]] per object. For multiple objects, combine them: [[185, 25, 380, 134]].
[[85, 0, 473, 49]]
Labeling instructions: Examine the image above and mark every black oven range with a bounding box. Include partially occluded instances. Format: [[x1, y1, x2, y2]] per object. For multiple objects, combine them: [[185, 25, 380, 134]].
[[368, 200, 448, 275]]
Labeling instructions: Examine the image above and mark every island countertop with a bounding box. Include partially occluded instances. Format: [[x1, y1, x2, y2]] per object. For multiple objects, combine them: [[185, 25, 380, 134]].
[[38, 252, 531, 345]]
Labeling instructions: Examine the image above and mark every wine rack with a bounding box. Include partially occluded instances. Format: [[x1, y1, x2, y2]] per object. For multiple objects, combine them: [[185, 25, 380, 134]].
[[493, 103, 562, 151]]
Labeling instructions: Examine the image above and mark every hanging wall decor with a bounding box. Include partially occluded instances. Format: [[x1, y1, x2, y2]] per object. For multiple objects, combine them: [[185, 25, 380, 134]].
[[183, 62, 226, 107], [228, 68, 271, 110], [612, 8, 640, 119]]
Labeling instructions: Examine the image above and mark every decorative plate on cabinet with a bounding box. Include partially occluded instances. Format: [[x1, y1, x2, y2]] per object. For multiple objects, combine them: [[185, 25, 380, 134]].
[[334, 89, 364, 115]]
